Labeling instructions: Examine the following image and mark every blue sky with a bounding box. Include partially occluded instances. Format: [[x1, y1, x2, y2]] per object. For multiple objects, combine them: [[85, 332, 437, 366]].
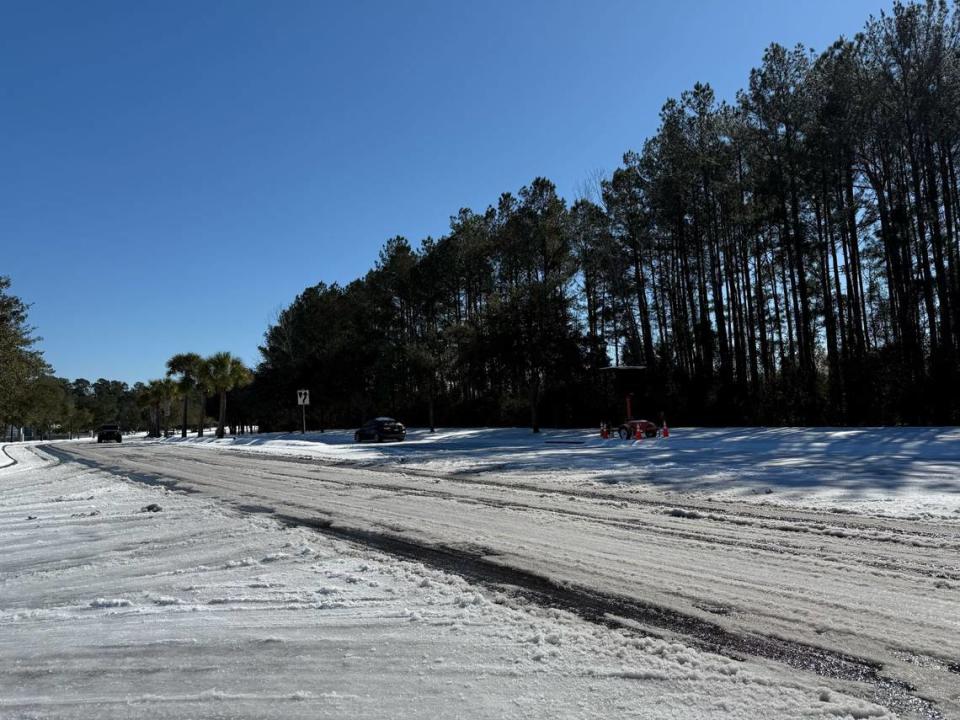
[[2, 0, 888, 384]]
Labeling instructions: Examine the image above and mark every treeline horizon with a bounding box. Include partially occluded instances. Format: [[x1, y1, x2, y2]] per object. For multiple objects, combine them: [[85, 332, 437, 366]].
[[251, 0, 960, 431], [1, 276, 254, 438], [5, 1, 960, 435]]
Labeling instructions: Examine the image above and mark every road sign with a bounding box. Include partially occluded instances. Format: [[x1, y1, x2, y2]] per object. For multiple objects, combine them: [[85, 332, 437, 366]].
[[296, 389, 310, 434]]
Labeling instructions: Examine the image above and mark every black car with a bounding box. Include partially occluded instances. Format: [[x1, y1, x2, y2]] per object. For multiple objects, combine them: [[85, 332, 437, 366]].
[[97, 424, 122, 443], [354, 417, 406, 443]]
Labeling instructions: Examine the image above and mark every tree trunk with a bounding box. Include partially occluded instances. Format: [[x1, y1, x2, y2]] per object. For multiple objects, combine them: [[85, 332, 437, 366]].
[[428, 379, 436, 433], [529, 375, 540, 433], [217, 391, 227, 439]]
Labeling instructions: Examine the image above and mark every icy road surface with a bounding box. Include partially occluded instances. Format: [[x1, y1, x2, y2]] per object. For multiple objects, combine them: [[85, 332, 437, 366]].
[[0, 445, 902, 720], [160, 426, 960, 518], [27, 431, 960, 718]]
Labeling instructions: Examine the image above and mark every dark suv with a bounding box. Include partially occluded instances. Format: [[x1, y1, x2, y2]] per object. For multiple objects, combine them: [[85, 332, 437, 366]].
[[354, 417, 406, 443], [97, 424, 122, 443]]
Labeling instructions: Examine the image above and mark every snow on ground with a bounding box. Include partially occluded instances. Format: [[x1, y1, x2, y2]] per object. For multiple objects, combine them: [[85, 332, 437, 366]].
[[158, 426, 960, 518], [0, 443, 897, 720]]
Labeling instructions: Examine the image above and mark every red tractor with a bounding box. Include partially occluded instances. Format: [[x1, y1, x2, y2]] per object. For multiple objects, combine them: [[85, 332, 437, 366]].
[[600, 365, 667, 440], [618, 418, 659, 440], [599, 366, 663, 439]]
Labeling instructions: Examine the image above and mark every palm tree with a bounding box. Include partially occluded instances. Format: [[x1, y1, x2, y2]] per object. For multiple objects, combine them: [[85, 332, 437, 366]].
[[166, 352, 203, 438], [137, 382, 159, 437], [156, 378, 178, 435], [196, 360, 212, 437], [197, 358, 213, 437], [138, 379, 178, 438], [204, 352, 252, 439]]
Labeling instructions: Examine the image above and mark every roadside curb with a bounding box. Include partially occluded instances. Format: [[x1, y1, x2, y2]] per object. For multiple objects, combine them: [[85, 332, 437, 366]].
[[0, 444, 19, 469]]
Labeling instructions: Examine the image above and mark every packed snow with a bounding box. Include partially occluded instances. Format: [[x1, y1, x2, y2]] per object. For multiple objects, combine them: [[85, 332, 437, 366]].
[[0, 442, 905, 719], [158, 426, 960, 518]]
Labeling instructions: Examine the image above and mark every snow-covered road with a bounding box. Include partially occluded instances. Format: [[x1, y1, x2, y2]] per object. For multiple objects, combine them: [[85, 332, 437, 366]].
[[158, 426, 960, 517], [1, 442, 915, 719], [25, 434, 960, 718]]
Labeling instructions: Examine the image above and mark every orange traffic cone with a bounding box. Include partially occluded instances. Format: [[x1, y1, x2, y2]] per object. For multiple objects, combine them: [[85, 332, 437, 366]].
[[662, 423, 670, 438]]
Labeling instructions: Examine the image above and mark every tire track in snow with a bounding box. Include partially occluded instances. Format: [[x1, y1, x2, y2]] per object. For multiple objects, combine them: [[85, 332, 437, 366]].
[[136, 444, 960, 585], [58, 443, 960, 609], [0, 444, 19, 469], [268, 510, 945, 720], [179, 442, 960, 541]]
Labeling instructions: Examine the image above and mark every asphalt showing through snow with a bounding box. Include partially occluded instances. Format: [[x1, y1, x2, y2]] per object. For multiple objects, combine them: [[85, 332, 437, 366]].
[[47, 441, 960, 718]]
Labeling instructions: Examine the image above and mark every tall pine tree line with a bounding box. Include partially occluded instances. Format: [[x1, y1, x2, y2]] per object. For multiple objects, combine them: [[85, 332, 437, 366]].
[[253, 1, 960, 429]]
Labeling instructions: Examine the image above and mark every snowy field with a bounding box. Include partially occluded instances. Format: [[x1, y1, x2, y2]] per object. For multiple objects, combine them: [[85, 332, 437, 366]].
[[0, 443, 904, 719], [158, 426, 960, 518]]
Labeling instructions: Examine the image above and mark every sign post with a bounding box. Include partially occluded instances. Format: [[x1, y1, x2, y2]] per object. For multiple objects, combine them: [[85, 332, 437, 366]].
[[296, 389, 310, 434]]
